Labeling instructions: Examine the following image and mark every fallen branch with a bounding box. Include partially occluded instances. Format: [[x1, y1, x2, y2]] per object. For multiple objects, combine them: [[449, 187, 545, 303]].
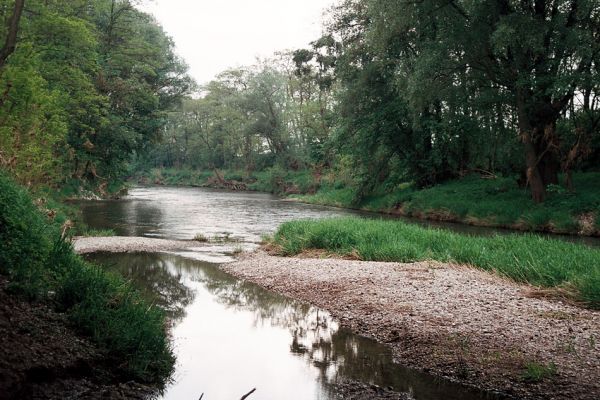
[[240, 388, 256, 400]]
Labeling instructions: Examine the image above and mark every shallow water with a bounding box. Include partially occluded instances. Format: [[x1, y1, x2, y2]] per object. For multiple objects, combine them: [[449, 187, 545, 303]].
[[87, 252, 503, 400], [75, 185, 599, 251], [76, 186, 541, 399]]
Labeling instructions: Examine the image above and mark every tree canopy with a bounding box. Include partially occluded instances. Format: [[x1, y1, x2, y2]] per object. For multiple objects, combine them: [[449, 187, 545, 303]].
[[0, 0, 192, 188]]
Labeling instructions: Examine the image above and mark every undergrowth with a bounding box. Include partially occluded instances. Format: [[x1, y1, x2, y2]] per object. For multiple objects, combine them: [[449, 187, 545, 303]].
[[0, 174, 173, 383]]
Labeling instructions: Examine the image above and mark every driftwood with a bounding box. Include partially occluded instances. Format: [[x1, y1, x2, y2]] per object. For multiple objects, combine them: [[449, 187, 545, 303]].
[[240, 388, 256, 400], [206, 168, 248, 191], [197, 387, 256, 400]]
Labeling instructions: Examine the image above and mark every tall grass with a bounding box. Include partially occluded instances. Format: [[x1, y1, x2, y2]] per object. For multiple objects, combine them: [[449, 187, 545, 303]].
[[0, 174, 174, 383], [272, 217, 600, 308]]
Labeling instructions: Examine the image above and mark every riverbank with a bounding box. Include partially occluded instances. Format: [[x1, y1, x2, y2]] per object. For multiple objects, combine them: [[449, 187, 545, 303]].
[[73, 236, 200, 254], [0, 175, 174, 398], [0, 277, 153, 400], [131, 168, 600, 237], [271, 218, 600, 308], [223, 250, 600, 400]]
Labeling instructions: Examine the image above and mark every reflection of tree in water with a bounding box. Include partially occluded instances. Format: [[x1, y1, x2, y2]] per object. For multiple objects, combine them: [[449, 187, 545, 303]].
[[196, 264, 402, 391], [86, 252, 196, 322], [88, 253, 491, 400]]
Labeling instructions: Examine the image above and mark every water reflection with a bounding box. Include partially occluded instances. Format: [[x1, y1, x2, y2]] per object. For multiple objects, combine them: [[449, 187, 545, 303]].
[[86, 252, 196, 322], [88, 252, 503, 400], [74, 185, 599, 249]]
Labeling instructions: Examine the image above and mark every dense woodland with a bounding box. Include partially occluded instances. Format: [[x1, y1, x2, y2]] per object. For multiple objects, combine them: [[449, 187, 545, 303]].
[[0, 0, 192, 190], [0, 0, 599, 205], [141, 0, 600, 203]]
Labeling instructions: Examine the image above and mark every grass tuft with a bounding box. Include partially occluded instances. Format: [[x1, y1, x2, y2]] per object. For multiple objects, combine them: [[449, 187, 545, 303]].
[[522, 361, 558, 382]]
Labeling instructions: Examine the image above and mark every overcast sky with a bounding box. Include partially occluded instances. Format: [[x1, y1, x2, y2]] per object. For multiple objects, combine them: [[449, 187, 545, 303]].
[[139, 0, 336, 85]]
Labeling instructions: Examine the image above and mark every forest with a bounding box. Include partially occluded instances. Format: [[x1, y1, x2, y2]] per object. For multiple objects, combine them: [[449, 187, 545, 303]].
[[0, 0, 192, 192], [1, 0, 598, 220], [139, 0, 600, 207], [1, 1, 600, 399]]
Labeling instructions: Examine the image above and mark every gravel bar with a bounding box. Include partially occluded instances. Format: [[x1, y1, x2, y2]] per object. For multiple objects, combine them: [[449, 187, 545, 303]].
[[223, 251, 600, 400], [73, 236, 198, 254]]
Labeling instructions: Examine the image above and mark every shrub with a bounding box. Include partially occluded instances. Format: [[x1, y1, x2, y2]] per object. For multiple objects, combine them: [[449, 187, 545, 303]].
[[0, 173, 174, 383]]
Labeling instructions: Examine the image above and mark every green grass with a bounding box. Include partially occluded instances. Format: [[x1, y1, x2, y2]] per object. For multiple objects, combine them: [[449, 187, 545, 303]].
[[271, 217, 600, 308], [298, 173, 600, 235], [522, 361, 558, 382], [79, 228, 116, 237], [0, 173, 174, 383]]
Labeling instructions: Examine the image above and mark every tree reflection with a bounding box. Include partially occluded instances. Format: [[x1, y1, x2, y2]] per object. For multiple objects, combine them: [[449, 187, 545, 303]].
[[86, 252, 196, 322], [194, 263, 403, 390], [87, 253, 499, 400]]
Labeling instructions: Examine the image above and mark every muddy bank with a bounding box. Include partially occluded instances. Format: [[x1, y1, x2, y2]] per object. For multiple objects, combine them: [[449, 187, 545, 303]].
[[223, 251, 600, 400], [73, 236, 199, 254], [0, 277, 155, 400], [331, 381, 409, 399]]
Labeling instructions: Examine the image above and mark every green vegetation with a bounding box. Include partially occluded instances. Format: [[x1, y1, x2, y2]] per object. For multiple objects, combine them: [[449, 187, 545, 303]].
[[522, 362, 558, 382], [132, 167, 319, 195], [0, 0, 191, 191], [80, 228, 116, 237], [296, 173, 600, 235], [271, 217, 600, 308], [136, 0, 599, 208], [0, 174, 174, 383]]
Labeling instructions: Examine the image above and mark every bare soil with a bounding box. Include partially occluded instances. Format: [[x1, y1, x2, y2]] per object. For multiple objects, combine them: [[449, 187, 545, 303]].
[[0, 277, 155, 400], [222, 251, 600, 400]]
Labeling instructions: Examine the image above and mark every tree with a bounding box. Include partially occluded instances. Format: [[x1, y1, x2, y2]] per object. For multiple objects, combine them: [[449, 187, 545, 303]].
[[0, 0, 24, 70]]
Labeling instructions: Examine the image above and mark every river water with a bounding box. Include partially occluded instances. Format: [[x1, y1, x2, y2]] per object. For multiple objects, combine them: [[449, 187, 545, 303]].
[[77, 186, 515, 399]]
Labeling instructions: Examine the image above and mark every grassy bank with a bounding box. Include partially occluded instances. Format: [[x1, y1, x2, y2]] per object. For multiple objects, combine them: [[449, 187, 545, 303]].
[[131, 167, 317, 194], [0, 174, 174, 383], [297, 173, 600, 236], [271, 217, 600, 308]]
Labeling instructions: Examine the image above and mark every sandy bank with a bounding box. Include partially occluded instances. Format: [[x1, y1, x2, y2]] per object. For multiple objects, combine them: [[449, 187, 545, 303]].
[[223, 251, 600, 400]]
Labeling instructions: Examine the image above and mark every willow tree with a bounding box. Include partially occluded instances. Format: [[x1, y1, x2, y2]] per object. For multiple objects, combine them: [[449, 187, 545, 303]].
[[367, 0, 600, 202]]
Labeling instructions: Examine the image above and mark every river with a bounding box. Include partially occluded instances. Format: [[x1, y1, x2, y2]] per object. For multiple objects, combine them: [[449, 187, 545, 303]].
[[77, 186, 515, 399]]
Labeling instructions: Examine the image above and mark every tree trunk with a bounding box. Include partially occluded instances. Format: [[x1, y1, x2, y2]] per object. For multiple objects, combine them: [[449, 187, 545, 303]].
[[516, 92, 561, 203], [0, 0, 25, 70], [522, 129, 547, 203]]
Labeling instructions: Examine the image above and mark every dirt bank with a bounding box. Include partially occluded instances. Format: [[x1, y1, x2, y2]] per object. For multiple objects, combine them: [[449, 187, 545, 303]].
[[0, 277, 155, 400], [223, 251, 600, 400]]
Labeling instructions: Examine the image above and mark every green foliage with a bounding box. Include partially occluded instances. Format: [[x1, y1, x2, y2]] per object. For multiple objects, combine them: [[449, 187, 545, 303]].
[[80, 228, 116, 237], [299, 173, 600, 235], [0, 174, 173, 383], [0, 0, 192, 191], [272, 217, 600, 308], [522, 362, 558, 382], [0, 44, 68, 186]]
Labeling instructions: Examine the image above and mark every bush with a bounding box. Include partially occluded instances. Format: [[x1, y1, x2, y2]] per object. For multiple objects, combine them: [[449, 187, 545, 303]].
[[0, 173, 174, 383]]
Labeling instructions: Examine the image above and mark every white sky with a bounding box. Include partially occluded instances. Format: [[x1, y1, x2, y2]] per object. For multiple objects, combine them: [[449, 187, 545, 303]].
[[139, 0, 335, 85]]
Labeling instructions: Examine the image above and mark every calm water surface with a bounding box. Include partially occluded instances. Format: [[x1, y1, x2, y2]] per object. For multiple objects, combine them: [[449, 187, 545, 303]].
[[79, 186, 514, 399], [87, 252, 502, 400], [76, 185, 599, 250]]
